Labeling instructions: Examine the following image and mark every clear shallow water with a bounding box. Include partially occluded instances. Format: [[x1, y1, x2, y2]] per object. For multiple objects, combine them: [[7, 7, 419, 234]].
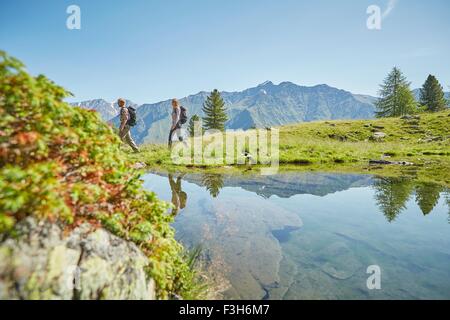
[[142, 172, 450, 300]]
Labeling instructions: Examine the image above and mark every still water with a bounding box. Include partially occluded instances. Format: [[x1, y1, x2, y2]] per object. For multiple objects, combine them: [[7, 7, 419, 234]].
[[142, 171, 450, 300]]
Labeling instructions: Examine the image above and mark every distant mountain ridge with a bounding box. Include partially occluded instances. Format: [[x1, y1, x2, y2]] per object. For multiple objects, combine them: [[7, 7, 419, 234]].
[[72, 82, 449, 144], [70, 99, 137, 121]]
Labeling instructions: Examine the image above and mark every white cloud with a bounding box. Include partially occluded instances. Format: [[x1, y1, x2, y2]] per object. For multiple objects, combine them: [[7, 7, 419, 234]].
[[382, 0, 398, 19]]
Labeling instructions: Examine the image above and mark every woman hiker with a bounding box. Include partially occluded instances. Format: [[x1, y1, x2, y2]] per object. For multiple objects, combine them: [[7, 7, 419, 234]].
[[168, 98, 187, 148]]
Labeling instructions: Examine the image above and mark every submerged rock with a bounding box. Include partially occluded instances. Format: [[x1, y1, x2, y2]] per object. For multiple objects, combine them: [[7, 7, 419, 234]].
[[0, 218, 155, 300]]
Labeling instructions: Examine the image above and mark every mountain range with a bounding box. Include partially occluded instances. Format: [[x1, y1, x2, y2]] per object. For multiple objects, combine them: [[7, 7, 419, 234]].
[[71, 81, 449, 144]]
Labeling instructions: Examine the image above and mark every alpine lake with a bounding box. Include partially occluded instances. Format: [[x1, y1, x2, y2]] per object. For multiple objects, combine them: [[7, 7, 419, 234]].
[[142, 169, 450, 300]]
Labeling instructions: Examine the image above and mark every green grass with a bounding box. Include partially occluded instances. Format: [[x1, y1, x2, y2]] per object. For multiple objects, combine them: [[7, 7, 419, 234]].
[[278, 111, 450, 165]]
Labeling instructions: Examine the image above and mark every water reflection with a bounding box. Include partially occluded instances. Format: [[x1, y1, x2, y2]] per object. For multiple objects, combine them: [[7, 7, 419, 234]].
[[168, 173, 187, 215], [201, 173, 224, 198], [373, 177, 446, 221], [143, 171, 450, 299], [174, 172, 448, 222]]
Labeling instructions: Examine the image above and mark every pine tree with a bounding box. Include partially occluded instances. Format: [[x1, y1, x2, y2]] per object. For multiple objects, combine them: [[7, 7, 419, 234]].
[[375, 67, 417, 118], [202, 89, 228, 131], [187, 114, 201, 137], [415, 183, 443, 215], [419, 75, 447, 112]]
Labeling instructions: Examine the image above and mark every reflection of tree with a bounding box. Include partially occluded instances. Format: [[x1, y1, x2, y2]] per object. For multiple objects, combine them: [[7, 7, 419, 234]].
[[446, 189, 450, 223], [415, 183, 443, 216], [168, 173, 187, 215], [373, 177, 414, 222], [201, 173, 224, 198]]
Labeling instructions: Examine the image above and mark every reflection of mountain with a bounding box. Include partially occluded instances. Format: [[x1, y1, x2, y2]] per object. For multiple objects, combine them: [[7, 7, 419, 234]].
[[70, 99, 137, 121], [158, 172, 450, 223], [181, 172, 373, 198]]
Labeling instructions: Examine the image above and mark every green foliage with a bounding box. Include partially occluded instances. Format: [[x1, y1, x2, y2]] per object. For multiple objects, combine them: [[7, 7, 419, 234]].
[[188, 114, 201, 137], [420, 75, 448, 112], [375, 67, 417, 118], [0, 51, 203, 299], [202, 89, 228, 131]]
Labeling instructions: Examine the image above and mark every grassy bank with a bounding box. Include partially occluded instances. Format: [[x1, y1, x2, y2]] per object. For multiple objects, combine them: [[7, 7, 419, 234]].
[[127, 111, 450, 186], [278, 111, 450, 164]]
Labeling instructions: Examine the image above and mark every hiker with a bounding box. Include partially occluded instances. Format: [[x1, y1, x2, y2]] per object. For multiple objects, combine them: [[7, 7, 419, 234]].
[[168, 173, 187, 215], [168, 98, 188, 148], [118, 98, 139, 153]]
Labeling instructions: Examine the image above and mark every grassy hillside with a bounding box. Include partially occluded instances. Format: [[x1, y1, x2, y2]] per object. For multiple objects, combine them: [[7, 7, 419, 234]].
[[129, 111, 450, 185], [278, 111, 450, 164], [109, 81, 376, 144]]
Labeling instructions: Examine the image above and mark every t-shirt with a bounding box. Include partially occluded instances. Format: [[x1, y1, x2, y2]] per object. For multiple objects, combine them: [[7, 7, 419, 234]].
[[172, 107, 181, 127], [120, 107, 129, 127]]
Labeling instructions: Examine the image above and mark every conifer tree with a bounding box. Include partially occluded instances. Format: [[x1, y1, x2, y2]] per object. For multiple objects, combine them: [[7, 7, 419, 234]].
[[187, 114, 201, 137], [202, 89, 228, 131], [375, 67, 417, 117], [419, 75, 447, 112]]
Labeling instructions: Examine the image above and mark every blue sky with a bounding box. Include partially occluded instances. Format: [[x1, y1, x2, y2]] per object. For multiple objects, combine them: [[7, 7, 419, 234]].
[[1, 0, 449, 103]]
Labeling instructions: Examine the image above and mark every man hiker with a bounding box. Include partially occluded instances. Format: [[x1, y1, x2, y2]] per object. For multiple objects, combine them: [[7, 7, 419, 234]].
[[168, 98, 187, 148], [118, 98, 139, 153]]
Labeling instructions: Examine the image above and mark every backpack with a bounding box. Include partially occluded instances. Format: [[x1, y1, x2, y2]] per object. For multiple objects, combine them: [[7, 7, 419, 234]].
[[179, 106, 188, 124], [127, 106, 137, 127]]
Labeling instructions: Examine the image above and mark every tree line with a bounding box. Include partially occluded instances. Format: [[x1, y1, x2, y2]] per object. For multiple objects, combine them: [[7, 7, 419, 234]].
[[376, 67, 449, 118]]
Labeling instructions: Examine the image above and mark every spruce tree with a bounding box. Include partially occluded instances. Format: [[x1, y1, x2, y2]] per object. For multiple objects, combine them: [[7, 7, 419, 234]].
[[187, 114, 201, 137], [375, 67, 417, 118], [202, 89, 228, 131], [419, 75, 447, 112]]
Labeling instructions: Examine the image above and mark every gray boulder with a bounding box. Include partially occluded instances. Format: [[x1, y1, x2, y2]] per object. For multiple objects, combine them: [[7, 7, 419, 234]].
[[0, 218, 155, 300]]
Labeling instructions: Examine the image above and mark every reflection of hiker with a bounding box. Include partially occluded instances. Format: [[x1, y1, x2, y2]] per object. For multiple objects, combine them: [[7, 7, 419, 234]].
[[118, 98, 139, 153], [169, 173, 187, 215], [168, 98, 188, 148]]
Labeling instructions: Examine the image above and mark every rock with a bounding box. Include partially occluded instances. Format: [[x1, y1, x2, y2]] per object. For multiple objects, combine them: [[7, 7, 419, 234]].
[[0, 218, 156, 300], [328, 134, 347, 141], [401, 115, 421, 120], [418, 136, 443, 143], [369, 160, 414, 166], [373, 125, 385, 130], [132, 162, 147, 169], [372, 132, 386, 139]]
